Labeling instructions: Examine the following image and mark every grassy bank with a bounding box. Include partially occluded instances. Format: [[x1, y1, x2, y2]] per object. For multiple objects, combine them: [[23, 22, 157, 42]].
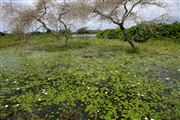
[[0, 34, 180, 120]]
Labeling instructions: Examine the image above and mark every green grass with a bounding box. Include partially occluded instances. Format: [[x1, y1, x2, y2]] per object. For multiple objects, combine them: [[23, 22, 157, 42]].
[[0, 34, 180, 120]]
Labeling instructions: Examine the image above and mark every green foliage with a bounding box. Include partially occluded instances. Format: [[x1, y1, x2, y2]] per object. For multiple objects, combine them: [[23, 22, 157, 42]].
[[0, 34, 180, 120], [0, 35, 22, 48], [75, 27, 98, 34], [127, 24, 156, 42], [96, 22, 180, 42], [128, 22, 180, 42], [96, 29, 123, 39], [156, 22, 180, 38], [0, 32, 5, 36]]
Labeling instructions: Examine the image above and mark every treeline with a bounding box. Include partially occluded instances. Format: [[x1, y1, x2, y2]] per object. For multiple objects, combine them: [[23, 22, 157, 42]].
[[0, 27, 98, 36], [97, 22, 180, 42], [0, 32, 5, 36], [73, 27, 98, 34]]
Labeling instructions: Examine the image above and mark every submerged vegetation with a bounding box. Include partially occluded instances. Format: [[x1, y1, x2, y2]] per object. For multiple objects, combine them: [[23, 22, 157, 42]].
[[0, 34, 180, 119]]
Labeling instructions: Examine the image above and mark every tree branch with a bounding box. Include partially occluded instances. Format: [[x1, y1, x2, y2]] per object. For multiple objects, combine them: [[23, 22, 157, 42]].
[[91, 9, 119, 25]]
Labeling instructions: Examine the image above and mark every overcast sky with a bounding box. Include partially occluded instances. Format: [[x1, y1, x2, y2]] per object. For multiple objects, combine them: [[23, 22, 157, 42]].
[[0, 0, 180, 32]]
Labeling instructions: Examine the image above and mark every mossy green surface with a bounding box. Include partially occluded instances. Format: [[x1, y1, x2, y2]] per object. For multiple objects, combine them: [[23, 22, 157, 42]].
[[0, 34, 180, 119]]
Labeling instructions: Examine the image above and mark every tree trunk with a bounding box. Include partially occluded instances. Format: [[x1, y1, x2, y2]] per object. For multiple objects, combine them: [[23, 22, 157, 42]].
[[64, 34, 68, 45], [119, 24, 137, 49]]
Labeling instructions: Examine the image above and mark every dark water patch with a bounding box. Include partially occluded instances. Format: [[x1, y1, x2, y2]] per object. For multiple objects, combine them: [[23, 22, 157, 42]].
[[60, 63, 71, 69], [144, 64, 180, 94], [145, 64, 180, 81], [36, 102, 87, 120], [160, 70, 180, 81], [1, 102, 88, 120]]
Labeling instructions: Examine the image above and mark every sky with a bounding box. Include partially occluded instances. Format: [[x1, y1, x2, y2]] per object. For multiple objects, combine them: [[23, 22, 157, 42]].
[[0, 0, 180, 32]]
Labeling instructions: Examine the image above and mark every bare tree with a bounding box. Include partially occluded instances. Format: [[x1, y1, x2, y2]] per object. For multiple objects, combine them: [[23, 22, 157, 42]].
[[2, 1, 33, 39], [3, 0, 72, 44], [73, 0, 167, 49]]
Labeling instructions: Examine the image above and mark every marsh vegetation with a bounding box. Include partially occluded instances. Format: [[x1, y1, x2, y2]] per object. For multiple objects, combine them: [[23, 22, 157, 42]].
[[1, 0, 180, 119], [0, 33, 180, 119]]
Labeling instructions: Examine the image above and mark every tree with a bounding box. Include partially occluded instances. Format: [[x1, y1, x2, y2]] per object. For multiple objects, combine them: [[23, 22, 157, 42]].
[[74, 0, 167, 49], [0, 32, 5, 36], [2, 0, 72, 44]]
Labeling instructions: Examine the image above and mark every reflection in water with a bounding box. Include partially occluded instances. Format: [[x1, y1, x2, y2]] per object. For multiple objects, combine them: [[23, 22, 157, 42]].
[[72, 34, 96, 39]]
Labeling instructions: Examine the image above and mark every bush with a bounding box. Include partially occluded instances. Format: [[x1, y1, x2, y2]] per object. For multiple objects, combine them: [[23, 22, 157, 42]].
[[127, 24, 157, 42], [96, 22, 180, 42], [0, 32, 5, 36], [128, 22, 180, 42], [96, 29, 123, 39], [156, 22, 180, 39], [75, 27, 98, 34]]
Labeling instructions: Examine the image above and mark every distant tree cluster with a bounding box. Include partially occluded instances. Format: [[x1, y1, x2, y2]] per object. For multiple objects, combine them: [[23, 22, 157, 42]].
[[0, 32, 5, 36], [74, 27, 98, 34]]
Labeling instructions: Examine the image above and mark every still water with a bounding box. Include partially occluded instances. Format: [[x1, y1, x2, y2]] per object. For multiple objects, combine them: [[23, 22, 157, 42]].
[[72, 34, 96, 39]]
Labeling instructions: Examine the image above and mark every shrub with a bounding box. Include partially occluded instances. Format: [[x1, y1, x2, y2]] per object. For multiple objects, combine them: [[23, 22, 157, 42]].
[[96, 29, 123, 39], [156, 22, 180, 39], [127, 24, 157, 42], [75, 27, 98, 34], [128, 22, 180, 42], [0, 32, 5, 36], [96, 22, 180, 42]]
